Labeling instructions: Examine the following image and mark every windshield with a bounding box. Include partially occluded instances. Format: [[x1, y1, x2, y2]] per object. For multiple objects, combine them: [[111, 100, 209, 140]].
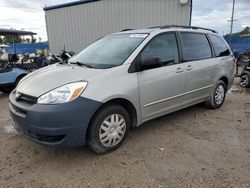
[[69, 34, 148, 69]]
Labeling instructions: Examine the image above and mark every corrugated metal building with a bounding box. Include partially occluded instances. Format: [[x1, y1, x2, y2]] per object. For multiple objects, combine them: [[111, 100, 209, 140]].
[[44, 0, 192, 54]]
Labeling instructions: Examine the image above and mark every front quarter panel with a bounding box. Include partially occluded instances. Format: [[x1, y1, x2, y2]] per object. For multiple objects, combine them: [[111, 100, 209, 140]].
[[0, 68, 28, 85], [82, 64, 141, 124]]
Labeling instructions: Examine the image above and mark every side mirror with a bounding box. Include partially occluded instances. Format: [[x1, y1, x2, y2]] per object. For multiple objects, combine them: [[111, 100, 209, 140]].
[[139, 57, 161, 71]]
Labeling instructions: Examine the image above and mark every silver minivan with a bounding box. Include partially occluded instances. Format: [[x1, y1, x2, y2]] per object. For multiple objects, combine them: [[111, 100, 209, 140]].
[[9, 26, 235, 153]]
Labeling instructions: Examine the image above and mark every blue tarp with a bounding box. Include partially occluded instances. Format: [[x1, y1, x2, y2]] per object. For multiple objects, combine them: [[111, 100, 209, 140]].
[[4, 36, 250, 55], [224, 35, 250, 53], [5, 42, 49, 54]]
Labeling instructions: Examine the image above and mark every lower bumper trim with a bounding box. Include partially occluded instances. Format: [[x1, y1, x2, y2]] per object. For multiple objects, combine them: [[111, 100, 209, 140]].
[[13, 121, 65, 143]]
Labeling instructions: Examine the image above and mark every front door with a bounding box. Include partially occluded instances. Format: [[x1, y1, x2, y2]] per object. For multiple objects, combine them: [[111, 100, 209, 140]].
[[137, 33, 186, 121]]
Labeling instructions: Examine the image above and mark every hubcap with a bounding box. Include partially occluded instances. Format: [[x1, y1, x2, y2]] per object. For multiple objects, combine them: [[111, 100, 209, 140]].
[[99, 114, 126, 147], [215, 85, 225, 105], [240, 75, 248, 87]]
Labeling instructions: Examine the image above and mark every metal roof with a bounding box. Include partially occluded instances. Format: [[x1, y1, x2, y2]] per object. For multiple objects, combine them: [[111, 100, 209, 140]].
[[43, 0, 100, 11], [0, 28, 36, 36]]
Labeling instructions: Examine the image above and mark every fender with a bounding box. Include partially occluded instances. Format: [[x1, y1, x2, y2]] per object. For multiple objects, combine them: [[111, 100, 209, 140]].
[[0, 68, 28, 85]]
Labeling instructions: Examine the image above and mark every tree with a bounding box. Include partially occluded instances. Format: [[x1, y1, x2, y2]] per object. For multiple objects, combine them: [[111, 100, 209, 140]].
[[3, 35, 22, 43], [31, 36, 36, 43], [26, 38, 30, 44], [239, 27, 250, 35], [234, 26, 250, 35], [39, 37, 42, 43]]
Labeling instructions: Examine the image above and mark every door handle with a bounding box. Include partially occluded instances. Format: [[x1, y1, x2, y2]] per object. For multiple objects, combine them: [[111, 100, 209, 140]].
[[186, 65, 193, 71], [176, 67, 184, 73]]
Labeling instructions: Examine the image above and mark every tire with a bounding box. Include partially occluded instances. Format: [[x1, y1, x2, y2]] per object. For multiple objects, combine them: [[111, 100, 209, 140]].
[[87, 104, 131, 154], [240, 71, 250, 88], [15, 75, 25, 87], [205, 80, 227, 109], [0, 88, 13, 93]]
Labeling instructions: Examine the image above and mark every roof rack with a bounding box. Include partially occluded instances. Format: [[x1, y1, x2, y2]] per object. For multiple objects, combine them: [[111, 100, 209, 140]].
[[159, 25, 218, 34], [148, 26, 161, 29], [120, 29, 134, 32]]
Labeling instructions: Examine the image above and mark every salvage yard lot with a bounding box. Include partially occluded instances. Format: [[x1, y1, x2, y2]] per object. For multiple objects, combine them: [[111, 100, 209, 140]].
[[0, 80, 250, 188]]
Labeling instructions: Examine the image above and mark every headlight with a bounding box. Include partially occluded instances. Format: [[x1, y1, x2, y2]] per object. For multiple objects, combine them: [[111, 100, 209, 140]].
[[37, 81, 88, 104]]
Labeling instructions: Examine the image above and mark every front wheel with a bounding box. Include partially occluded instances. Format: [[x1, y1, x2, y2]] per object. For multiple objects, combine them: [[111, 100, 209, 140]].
[[0, 88, 13, 93], [15, 76, 23, 87], [87, 104, 131, 154], [205, 80, 226, 109]]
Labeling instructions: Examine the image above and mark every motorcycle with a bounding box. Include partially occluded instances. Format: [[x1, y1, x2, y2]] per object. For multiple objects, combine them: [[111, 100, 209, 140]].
[[41, 50, 74, 66], [236, 52, 250, 88]]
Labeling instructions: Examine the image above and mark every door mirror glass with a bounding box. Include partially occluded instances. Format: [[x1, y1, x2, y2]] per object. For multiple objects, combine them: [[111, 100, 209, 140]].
[[138, 33, 179, 71], [140, 57, 161, 71]]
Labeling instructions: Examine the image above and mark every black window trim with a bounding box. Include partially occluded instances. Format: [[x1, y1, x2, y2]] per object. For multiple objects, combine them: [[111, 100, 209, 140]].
[[128, 31, 182, 73], [178, 31, 214, 62], [205, 33, 216, 58]]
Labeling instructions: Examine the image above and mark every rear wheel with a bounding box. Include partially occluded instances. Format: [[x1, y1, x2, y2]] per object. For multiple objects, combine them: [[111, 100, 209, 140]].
[[240, 72, 250, 88], [87, 104, 131, 154], [205, 80, 226, 109]]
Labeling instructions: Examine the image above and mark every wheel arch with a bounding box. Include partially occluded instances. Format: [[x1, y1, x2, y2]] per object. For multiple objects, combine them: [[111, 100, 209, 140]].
[[219, 76, 229, 90], [89, 97, 138, 130], [15, 73, 27, 85]]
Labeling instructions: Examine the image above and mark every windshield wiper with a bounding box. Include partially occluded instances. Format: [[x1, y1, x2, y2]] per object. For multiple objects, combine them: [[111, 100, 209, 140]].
[[70, 62, 93, 68]]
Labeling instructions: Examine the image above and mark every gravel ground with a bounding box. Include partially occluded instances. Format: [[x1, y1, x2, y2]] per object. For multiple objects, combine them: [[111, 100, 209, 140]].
[[0, 80, 250, 188]]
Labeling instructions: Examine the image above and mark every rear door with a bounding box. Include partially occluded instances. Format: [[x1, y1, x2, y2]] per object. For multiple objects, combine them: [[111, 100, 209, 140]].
[[137, 33, 186, 121], [179, 32, 217, 104]]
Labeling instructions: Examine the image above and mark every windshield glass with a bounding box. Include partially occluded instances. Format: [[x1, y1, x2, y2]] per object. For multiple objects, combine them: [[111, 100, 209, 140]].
[[69, 34, 148, 69]]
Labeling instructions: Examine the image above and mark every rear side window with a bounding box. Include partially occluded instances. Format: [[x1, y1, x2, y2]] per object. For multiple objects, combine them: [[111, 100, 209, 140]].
[[209, 34, 230, 57], [180, 33, 212, 61]]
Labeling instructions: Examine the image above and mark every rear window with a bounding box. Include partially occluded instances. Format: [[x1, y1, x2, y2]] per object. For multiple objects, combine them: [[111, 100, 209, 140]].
[[209, 34, 230, 57], [180, 33, 212, 61]]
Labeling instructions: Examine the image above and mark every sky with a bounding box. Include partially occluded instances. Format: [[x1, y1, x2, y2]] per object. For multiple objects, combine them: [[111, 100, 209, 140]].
[[192, 0, 250, 35], [0, 0, 249, 41]]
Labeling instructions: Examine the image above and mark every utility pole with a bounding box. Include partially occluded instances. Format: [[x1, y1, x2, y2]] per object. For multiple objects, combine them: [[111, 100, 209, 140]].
[[229, 0, 236, 45]]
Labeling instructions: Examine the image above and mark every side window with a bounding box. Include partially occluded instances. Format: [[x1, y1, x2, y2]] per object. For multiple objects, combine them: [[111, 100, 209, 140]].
[[141, 33, 179, 66], [209, 34, 230, 57], [180, 33, 212, 61]]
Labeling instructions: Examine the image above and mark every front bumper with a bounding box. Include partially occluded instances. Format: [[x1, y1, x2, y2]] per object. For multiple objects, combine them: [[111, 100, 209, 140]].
[[9, 90, 102, 147]]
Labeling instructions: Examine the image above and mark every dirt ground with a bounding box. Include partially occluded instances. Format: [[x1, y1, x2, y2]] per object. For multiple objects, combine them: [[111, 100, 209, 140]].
[[0, 80, 250, 188]]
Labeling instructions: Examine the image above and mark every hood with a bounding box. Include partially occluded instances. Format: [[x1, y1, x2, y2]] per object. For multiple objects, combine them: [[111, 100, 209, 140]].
[[17, 64, 103, 97]]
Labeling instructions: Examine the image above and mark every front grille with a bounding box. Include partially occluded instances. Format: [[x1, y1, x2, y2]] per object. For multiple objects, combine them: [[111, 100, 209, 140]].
[[13, 104, 27, 114], [9, 103, 27, 117], [13, 123, 65, 143], [16, 93, 37, 104]]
